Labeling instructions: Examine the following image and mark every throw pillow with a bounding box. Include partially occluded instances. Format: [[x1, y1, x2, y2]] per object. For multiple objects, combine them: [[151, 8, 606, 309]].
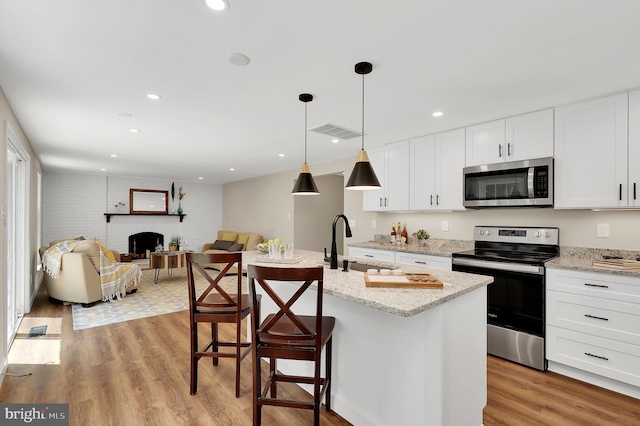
[[94, 238, 116, 262], [211, 240, 235, 250], [226, 243, 243, 252], [237, 235, 250, 251], [221, 232, 238, 242]]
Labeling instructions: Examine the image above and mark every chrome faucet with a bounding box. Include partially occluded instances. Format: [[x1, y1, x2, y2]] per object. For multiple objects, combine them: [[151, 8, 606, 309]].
[[330, 214, 352, 269]]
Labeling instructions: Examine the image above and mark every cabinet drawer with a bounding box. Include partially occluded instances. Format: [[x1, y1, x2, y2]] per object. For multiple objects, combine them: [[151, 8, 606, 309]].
[[547, 291, 640, 346], [547, 326, 640, 387], [395, 252, 451, 271], [546, 268, 640, 303], [348, 248, 395, 262]]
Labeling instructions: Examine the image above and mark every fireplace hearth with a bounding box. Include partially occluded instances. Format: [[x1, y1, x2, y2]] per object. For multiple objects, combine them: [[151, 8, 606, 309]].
[[129, 232, 164, 258]]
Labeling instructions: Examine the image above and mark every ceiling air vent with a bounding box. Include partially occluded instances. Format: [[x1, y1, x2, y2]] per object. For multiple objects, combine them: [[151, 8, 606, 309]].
[[309, 123, 362, 140]]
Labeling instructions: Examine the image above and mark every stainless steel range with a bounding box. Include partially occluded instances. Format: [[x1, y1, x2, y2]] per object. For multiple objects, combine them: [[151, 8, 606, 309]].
[[451, 226, 559, 371]]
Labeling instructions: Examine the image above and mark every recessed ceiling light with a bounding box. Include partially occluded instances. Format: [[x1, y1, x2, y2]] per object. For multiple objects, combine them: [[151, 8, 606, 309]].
[[117, 112, 133, 118], [198, 177, 203, 180], [229, 168, 235, 171], [101, 168, 107, 171], [110, 154, 118, 158], [279, 153, 285, 157], [432, 111, 444, 117], [228, 53, 250, 66], [129, 128, 140, 133], [332, 139, 339, 144], [205, 0, 229, 11], [146, 93, 161, 100]]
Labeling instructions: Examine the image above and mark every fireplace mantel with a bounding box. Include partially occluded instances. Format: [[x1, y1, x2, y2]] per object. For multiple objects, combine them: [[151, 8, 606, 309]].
[[104, 213, 186, 223]]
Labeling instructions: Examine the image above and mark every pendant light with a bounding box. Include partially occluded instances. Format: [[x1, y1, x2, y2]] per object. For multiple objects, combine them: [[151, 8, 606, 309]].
[[346, 61, 381, 190], [292, 93, 320, 195]]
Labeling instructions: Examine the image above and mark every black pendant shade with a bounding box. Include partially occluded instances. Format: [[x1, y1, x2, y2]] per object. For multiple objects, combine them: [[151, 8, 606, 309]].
[[346, 61, 381, 190], [292, 93, 319, 195]]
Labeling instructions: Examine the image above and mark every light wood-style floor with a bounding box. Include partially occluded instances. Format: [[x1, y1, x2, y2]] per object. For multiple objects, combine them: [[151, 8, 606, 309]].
[[2, 284, 639, 425]]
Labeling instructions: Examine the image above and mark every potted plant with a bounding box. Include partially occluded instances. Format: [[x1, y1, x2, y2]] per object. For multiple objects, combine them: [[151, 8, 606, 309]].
[[413, 229, 430, 247], [169, 235, 181, 252]]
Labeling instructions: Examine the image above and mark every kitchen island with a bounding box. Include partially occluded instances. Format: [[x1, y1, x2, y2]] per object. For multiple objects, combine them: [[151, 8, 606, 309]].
[[243, 249, 493, 426]]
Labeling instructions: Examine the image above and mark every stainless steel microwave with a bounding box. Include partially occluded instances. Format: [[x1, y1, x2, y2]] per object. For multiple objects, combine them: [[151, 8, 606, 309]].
[[463, 157, 553, 208]]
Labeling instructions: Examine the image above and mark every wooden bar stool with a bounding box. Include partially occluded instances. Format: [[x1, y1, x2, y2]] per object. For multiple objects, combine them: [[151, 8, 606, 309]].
[[185, 252, 260, 397], [247, 265, 335, 425]]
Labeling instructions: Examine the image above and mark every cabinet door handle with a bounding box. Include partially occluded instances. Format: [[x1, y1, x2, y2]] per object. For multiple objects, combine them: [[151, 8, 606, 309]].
[[364, 254, 374, 258], [436, 194, 440, 205], [584, 314, 609, 321], [507, 143, 511, 157], [498, 144, 502, 157], [634, 182, 637, 200], [584, 283, 609, 288], [430, 195, 433, 206], [385, 197, 388, 207], [619, 183, 623, 201], [585, 352, 609, 361], [414, 261, 426, 265], [379, 197, 383, 207]]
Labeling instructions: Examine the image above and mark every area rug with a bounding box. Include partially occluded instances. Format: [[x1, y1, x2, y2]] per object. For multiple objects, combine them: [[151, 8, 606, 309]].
[[71, 267, 243, 331]]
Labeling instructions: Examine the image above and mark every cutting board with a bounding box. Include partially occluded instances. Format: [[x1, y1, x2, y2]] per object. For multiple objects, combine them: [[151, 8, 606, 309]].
[[364, 272, 444, 288]]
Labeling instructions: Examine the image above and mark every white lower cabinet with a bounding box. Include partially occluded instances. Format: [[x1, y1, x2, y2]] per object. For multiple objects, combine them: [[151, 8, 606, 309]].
[[546, 268, 640, 392], [347, 247, 395, 262], [395, 252, 452, 270]]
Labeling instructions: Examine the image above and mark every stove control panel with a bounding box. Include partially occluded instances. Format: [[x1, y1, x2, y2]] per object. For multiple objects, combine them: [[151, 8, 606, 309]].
[[475, 226, 559, 245]]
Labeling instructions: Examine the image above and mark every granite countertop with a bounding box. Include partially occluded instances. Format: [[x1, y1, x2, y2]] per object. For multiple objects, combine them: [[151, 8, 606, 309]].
[[348, 238, 473, 258], [242, 249, 492, 318], [546, 246, 640, 278]]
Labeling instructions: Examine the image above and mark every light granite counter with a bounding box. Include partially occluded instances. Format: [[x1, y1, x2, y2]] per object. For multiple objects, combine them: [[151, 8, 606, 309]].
[[242, 248, 491, 426], [546, 246, 640, 278], [243, 248, 492, 317], [348, 238, 473, 258]]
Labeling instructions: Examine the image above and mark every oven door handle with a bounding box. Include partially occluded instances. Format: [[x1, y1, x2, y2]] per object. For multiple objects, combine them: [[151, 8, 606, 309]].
[[452, 258, 544, 275]]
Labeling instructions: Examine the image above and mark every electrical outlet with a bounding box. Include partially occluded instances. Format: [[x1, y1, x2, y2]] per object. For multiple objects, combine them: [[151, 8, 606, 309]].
[[350, 219, 356, 228], [596, 223, 609, 238], [371, 219, 376, 229], [442, 221, 449, 232]]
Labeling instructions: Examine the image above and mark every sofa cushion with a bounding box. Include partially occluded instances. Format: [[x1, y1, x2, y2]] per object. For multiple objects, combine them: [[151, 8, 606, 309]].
[[237, 235, 249, 250], [70, 240, 101, 272], [94, 239, 116, 262], [211, 240, 235, 250], [221, 232, 238, 242], [227, 243, 244, 252]]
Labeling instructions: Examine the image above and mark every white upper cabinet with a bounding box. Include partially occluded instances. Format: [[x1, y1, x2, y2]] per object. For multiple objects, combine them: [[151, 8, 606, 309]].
[[505, 109, 554, 161], [465, 110, 554, 167], [465, 119, 505, 166], [628, 90, 640, 207], [363, 141, 410, 211], [410, 128, 466, 211], [554, 93, 629, 208]]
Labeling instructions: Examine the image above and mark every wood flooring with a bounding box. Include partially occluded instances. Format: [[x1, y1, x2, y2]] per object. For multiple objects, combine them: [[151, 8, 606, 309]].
[[2, 283, 639, 425]]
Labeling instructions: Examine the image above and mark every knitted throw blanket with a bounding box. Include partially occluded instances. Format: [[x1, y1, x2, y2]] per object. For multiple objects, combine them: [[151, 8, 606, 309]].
[[42, 240, 142, 302]]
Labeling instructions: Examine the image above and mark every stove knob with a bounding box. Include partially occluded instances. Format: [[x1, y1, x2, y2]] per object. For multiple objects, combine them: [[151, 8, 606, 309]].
[[479, 230, 484, 235], [486, 230, 492, 235], [535, 231, 542, 237], [545, 232, 551, 238]]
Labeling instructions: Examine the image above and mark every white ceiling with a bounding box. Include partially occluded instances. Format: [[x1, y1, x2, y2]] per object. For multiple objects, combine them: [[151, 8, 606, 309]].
[[1, 0, 640, 184]]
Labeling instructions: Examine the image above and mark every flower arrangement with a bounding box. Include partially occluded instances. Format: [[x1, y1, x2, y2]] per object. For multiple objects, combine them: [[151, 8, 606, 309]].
[[169, 235, 181, 248], [413, 229, 430, 240], [178, 186, 186, 200]]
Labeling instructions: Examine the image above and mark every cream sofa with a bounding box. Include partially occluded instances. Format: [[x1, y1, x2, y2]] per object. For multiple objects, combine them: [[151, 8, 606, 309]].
[[201, 230, 264, 274], [39, 238, 134, 306]]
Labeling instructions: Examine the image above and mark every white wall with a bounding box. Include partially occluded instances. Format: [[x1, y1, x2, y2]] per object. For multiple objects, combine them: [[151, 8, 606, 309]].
[[223, 156, 640, 252], [43, 172, 223, 253]]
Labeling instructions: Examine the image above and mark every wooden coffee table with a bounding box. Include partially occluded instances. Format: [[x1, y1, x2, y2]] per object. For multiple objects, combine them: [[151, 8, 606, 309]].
[[149, 251, 188, 283]]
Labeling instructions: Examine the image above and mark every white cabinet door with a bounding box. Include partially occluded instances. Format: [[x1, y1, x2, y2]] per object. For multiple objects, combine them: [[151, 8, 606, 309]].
[[348, 247, 395, 262], [385, 140, 410, 211], [554, 93, 628, 208], [363, 142, 409, 212], [629, 90, 640, 207], [395, 252, 452, 270], [465, 119, 506, 166], [410, 135, 436, 210], [435, 128, 466, 211], [505, 108, 554, 161], [362, 146, 386, 211]]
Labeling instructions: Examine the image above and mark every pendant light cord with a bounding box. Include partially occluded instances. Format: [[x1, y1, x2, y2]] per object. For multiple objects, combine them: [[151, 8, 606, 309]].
[[361, 71, 365, 151], [304, 101, 308, 163]]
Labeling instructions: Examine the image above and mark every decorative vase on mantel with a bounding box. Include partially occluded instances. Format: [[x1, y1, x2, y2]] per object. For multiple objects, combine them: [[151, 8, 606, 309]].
[[177, 202, 183, 215]]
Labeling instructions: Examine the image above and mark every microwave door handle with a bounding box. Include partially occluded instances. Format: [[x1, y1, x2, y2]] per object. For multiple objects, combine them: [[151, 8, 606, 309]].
[[527, 167, 535, 198]]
